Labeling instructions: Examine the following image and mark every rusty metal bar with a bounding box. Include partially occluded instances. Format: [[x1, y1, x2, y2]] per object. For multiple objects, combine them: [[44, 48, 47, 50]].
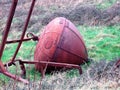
[[2, 71, 29, 84], [19, 60, 26, 79], [0, 0, 18, 61], [11, 0, 36, 62], [0, 61, 6, 72], [6, 37, 38, 44], [3, 59, 82, 83], [0, 0, 18, 72], [15, 60, 82, 74], [6, 38, 34, 44]]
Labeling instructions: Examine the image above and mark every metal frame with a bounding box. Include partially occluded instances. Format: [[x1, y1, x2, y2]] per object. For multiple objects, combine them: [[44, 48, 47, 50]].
[[0, 0, 82, 84]]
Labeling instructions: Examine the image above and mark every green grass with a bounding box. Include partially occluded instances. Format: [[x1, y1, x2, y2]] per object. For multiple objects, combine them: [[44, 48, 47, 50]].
[[78, 25, 120, 61], [0, 41, 37, 84], [96, 0, 118, 9], [2, 41, 36, 62]]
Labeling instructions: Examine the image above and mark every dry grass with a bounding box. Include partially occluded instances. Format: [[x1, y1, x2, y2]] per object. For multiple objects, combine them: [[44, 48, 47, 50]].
[[0, 60, 120, 90]]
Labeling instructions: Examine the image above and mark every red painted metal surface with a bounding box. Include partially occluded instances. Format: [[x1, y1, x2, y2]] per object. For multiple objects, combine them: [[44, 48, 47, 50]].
[[34, 17, 88, 73]]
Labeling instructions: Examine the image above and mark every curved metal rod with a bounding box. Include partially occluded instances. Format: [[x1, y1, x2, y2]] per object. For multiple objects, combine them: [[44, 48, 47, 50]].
[[26, 32, 39, 41], [2, 71, 29, 84]]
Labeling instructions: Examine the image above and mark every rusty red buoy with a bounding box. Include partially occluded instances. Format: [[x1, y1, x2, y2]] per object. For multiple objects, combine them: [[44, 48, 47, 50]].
[[34, 17, 88, 73]]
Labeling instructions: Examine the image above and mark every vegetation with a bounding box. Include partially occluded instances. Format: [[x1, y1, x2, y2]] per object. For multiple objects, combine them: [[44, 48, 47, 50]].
[[1, 25, 120, 84], [96, 0, 118, 9], [2, 25, 120, 62], [78, 25, 120, 61], [0, 0, 120, 89]]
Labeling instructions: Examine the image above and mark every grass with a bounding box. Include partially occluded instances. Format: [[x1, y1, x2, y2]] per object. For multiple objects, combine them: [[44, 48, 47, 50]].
[[0, 41, 37, 84], [0, 25, 120, 85], [78, 25, 120, 61], [2, 25, 120, 62], [96, 0, 118, 9], [2, 41, 36, 62], [0, 0, 120, 89]]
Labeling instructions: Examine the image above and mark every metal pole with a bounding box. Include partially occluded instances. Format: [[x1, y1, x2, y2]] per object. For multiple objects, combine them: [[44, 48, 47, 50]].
[[11, 0, 36, 62], [0, 0, 18, 71], [6, 37, 38, 44], [0, 0, 18, 60]]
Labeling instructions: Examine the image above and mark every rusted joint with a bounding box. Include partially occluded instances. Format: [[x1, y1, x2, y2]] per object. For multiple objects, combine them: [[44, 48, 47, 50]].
[[27, 32, 39, 41], [18, 60, 26, 79], [4, 59, 26, 79], [4, 61, 16, 67], [6, 34, 39, 44]]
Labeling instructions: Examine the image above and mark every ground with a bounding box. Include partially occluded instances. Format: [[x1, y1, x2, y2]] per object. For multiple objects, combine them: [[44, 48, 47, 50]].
[[0, 0, 120, 90]]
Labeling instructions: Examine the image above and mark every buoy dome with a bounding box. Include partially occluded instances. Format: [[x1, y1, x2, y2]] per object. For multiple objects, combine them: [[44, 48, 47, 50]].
[[34, 17, 88, 72]]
